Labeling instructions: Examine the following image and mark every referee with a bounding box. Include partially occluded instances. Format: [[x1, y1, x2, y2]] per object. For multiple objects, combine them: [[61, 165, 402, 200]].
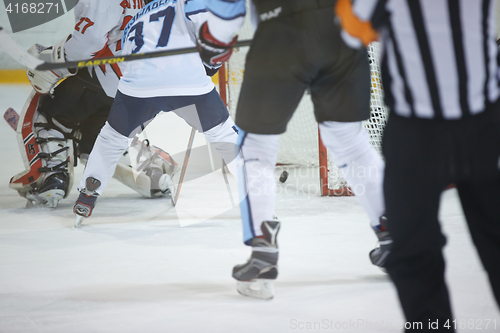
[[337, 0, 500, 330]]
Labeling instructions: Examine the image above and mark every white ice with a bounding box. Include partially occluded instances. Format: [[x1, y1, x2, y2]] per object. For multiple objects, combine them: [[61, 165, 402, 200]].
[[0, 84, 498, 332]]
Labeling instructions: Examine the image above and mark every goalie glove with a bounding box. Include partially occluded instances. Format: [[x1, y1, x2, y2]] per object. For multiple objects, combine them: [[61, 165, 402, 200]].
[[26, 35, 77, 95], [197, 22, 237, 70]]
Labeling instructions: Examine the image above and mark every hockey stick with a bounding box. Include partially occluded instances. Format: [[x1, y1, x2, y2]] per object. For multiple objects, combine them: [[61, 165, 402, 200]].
[[0, 27, 252, 71], [221, 160, 235, 207], [172, 127, 196, 206], [0, 28, 44, 70]]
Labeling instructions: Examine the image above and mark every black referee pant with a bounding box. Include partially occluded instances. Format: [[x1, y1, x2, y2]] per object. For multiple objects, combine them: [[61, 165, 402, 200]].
[[382, 109, 500, 332]]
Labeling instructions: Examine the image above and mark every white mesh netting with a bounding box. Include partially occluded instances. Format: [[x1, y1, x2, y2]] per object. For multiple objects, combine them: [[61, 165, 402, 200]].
[[225, 6, 388, 194]]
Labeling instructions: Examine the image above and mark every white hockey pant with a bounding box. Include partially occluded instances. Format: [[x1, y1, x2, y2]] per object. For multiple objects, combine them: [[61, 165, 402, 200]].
[[319, 121, 385, 227], [203, 117, 240, 176], [239, 133, 279, 243], [78, 122, 130, 195]]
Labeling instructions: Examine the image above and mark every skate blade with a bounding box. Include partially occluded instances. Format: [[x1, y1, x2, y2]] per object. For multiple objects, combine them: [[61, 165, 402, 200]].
[[25, 193, 46, 208], [236, 280, 275, 300], [74, 215, 85, 228], [25, 199, 42, 208], [39, 189, 65, 208]]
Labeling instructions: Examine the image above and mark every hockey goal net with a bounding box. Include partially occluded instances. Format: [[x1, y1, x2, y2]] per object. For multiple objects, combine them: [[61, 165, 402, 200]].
[[219, 10, 388, 197]]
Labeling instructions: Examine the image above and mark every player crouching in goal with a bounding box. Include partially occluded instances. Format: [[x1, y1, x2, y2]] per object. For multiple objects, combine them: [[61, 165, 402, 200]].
[[9, 0, 179, 208], [73, 0, 240, 227], [198, 0, 390, 299]]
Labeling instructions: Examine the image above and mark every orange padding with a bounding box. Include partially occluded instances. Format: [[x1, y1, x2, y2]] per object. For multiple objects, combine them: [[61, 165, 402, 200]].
[[335, 0, 378, 47], [0, 69, 218, 85], [0, 70, 218, 85]]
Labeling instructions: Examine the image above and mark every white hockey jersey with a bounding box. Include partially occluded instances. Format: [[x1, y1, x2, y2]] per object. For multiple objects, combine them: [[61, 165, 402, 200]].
[[205, 0, 247, 43], [64, 0, 145, 97], [118, 0, 214, 98]]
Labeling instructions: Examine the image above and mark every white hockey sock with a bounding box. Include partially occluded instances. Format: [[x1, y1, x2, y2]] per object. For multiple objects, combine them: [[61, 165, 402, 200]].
[[203, 117, 240, 176], [239, 133, 279, 242], [319, 121, 385, 227], [78, 122, 130, 195]]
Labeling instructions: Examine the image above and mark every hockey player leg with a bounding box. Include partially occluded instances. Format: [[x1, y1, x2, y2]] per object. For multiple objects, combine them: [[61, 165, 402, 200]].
[[74, 122, 129, 226], [233, 133, 280, 299], [202, 117, 240, 176], [9, 90, 75, 208], [74, 177, 101, 227], [319, 121, 390, 268]]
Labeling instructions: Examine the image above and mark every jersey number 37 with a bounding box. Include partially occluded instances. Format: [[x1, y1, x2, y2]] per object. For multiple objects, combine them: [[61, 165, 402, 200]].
[[127, 5, 176, 54]]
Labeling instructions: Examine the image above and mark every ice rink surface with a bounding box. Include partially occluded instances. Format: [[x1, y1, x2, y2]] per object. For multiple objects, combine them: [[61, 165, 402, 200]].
[[0, 84, 498, 332]]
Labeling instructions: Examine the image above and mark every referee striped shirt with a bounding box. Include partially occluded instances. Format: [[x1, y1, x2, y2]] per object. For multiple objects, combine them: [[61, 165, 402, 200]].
[[336, 0, 500, 120]]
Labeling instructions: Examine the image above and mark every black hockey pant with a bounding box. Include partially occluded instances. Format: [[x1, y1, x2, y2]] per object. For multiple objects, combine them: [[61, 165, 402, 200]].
[[382, 110, 500, 332]]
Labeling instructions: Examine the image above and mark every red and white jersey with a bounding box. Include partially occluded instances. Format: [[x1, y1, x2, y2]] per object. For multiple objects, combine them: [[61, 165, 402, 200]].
[[64, 0, 145, 97]]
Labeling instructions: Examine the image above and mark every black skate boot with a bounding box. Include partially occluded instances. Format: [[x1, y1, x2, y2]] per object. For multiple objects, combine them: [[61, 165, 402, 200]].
[[233, 221, 280, 299], [369, 216, 392, 270], [35, 172, 69, 208], [73, 177, 101, 228]]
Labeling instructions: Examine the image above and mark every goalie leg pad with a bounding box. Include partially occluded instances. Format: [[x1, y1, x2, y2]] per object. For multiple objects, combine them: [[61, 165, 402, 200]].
[[9, 90, 74, 208], [113, 136, 178, 198]]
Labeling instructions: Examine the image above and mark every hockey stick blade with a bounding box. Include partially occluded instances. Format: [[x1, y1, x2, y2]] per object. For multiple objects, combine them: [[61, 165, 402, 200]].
[[0, 27, 44, 70], [4, 107, 20, 131]]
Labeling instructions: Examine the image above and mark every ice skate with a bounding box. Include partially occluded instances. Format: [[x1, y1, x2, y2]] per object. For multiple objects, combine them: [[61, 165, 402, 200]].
[[19, 173, 68, 208], [73, 177, 100, 228], [233, 221, 280, 300], [35, 172, 68, 208], [370, 216, 392, 270]]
